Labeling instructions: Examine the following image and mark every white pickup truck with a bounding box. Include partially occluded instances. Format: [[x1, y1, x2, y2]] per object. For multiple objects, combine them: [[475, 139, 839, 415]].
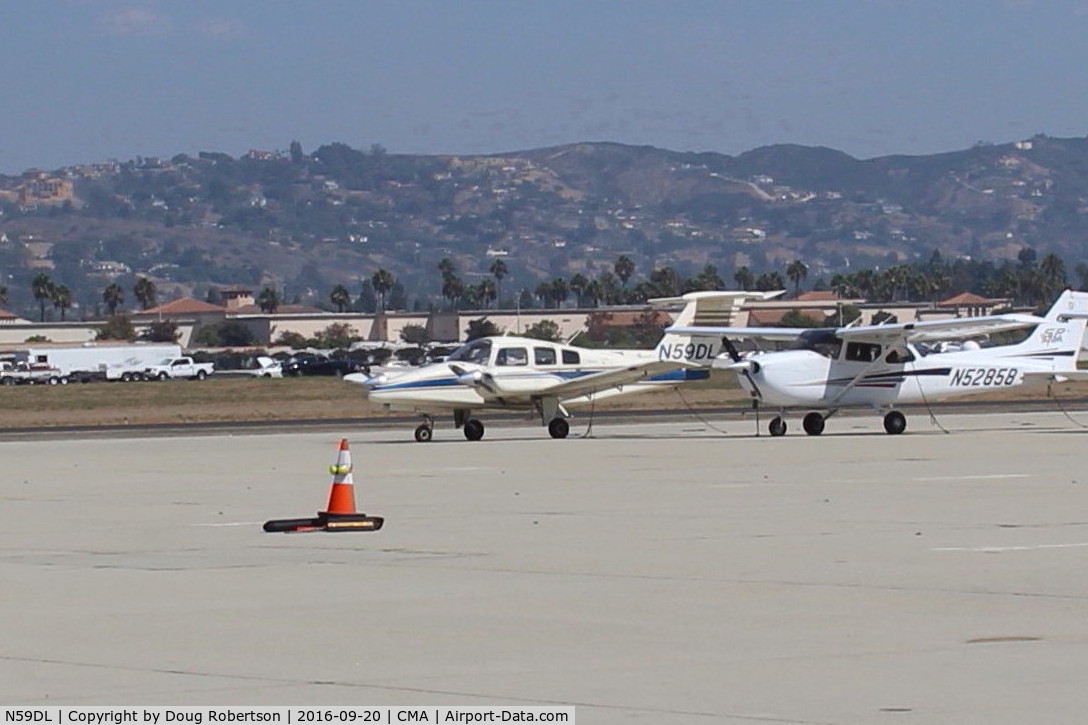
[[143, 357, 214, 381]]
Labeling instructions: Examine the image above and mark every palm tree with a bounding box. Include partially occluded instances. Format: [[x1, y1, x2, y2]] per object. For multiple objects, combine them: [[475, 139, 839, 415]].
[[550, 278, 569, 309], [31, 272, 53, 322], [733, 266, 754, 291], [256, 287, 280, 314], [477, 278, 496, 309], [488, 258, 508, 307], [329, 284, 351, 313], [568, 273, 589, 307], [1039, 253, 1067, 302], [102, 283, 124, 316], [441, 274, 464, 309], [371, 269, 395, 312], [133, 277, 157, 310], [786, 259, 808, 296], [614, 255, 636, 287], [534, 281, 553, 308], [51, 284, 72, 321]]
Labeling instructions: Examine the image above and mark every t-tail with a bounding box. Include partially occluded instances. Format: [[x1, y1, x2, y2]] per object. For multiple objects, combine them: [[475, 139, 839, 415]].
[[651, 290, 783, 366], [1007, 289, 1088, 371]]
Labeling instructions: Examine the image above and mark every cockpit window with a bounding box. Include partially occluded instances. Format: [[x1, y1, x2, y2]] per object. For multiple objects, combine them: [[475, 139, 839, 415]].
[[496, 347, 528, 366], [791, 329, 843, 359], [561, 349, 581, 365], [885, 348, 915, 364], [534, 347, 557, 366], [845, 341, 881, 362], [447, 339, 492, 365]]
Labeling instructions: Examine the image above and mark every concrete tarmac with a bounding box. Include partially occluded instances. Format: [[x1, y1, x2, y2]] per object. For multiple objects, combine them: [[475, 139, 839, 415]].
[[2, 409, 1088, 723]]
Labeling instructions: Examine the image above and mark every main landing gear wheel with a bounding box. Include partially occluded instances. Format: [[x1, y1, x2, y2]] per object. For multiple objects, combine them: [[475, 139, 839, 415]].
[[463, 418, 485, 441], [768, 416, 787, 437], [548, 418, 570, 439], [802, 412, 826, 436], [414, 424, 433, 442], [883, 410, 907, 435]]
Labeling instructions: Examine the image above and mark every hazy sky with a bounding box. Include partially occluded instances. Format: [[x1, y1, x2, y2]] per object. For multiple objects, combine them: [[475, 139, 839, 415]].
[[4, 0, 1088, 174]]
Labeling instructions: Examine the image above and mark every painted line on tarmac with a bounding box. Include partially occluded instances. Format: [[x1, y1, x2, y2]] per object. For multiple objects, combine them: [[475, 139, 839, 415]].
[[913, 473, 1031, 482], [933, 542, 1088, 553]]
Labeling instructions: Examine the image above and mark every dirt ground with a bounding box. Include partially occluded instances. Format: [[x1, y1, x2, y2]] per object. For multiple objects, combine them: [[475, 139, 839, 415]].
[[1, 372, 1085, 429], [0, 374, 752, 429]]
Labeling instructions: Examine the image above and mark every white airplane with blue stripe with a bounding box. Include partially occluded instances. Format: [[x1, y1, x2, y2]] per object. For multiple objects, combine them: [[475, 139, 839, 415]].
[[666, 288, 1088, 437], [343, 290, 780, 441]]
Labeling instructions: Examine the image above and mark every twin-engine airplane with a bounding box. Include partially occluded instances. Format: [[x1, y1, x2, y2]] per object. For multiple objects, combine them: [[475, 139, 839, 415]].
[[343, 290, 780, 441], [667, 288, 1088, 437]]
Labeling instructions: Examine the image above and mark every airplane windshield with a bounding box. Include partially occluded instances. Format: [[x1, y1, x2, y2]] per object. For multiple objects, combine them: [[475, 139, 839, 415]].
[[446, 339, 492, 365], [790, 329, 843, 359]]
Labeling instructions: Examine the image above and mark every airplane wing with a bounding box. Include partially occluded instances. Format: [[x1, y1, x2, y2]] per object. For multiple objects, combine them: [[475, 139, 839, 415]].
[[1022, 370, 1088, 383], [835, 313, 1044, 345], [452, 360, 695, 402], [667, 312, 1045, 351], [539, 360, 693, 399]]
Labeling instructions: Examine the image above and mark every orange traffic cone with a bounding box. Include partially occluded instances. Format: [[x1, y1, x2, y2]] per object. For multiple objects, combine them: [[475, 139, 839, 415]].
[[322, 438, 357, 515], [263, 438, 384, 533]]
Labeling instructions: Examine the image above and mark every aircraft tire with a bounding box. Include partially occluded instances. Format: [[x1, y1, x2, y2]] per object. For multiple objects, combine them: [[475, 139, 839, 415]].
[[883, 410, 907, 435], [414, 424, 433, 442], [548, 418, 570, 439], [463, 419, 485, 441], [769, 416, 787, 437], [802, 412, 825, 436]]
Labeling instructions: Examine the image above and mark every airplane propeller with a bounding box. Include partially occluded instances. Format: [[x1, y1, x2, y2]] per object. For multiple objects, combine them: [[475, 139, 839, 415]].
[[449, 363, 499, 394]]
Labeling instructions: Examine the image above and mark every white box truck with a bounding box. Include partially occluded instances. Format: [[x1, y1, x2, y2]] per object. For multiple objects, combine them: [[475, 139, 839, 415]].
[[17, 344, 183, 382]]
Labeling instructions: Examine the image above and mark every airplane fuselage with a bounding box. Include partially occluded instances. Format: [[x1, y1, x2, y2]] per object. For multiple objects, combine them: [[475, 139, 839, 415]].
[[737, 345, 1064, 409]]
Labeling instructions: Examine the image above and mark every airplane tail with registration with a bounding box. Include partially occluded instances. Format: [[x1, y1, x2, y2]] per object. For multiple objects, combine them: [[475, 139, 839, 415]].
[[1006, 289, 1088, 371], [651, 290, 783, 366]]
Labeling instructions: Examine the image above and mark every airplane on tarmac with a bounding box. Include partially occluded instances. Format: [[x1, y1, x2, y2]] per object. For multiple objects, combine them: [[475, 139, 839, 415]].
[[343, 290, 781, 441], [665, 288, 1088, 437]]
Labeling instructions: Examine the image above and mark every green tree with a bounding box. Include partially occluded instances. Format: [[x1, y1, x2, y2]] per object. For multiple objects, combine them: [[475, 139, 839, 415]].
[[329, 284, 352, 313], [102, 283, 124, 316], [141, 320, 180, 343], [523, 319, 562, 342], [614, 255, 636, 287], [465, 317, 502, 340], [96, 315, 137, 341], [257, 287, 281, 313], [51, 284, 72, 321], [133, 276, 157, 310], [0, 284, 8, 306], [274, 331, 309, 348], [32, 272, 53, 322], [488, 258, 508, 306], [193, 320, 256, 347], [786, 259, 809, 296], [399, 324, 430, 345], [312, 322, 360, 349], [371, 269, 395, 311], [733, 266, 754, 291]]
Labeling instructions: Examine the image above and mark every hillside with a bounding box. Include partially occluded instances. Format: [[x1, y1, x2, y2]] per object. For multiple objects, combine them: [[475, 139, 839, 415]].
[[1, 134, 1087, 319]]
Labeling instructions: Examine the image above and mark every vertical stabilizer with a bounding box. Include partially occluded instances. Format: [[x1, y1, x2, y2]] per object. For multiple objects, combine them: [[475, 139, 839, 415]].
[[1011, 289, 1088, 370], [650, 290, 781, 365]]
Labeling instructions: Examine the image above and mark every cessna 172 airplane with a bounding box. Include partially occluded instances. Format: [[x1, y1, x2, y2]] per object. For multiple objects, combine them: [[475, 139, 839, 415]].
[[666, 288, 1088, 437], [343, 290, 780, 441]]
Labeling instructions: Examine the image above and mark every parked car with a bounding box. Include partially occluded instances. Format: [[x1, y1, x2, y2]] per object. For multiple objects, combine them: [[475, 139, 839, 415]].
[[247, 356, 284, 378], [282, 356, 365, 377]]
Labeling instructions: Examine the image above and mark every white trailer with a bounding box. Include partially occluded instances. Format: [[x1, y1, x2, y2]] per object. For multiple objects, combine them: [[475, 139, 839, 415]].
[[16, 344, 183, 381]]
